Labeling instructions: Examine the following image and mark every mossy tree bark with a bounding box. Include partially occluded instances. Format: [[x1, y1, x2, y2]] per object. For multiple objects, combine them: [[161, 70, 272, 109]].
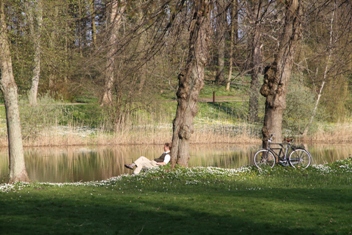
[[0, 2, 29, 183], [260, 0, 302, 146], [171, 0, 210, 167]]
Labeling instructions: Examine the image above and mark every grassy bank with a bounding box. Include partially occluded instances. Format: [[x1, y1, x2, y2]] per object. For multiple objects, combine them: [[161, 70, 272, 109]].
[[0, 89, 351, 147], [1, 158, 352, 235]]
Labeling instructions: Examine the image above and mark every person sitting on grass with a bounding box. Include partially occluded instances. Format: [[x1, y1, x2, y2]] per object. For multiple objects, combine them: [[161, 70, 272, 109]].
[[124, 143, 171, 175]]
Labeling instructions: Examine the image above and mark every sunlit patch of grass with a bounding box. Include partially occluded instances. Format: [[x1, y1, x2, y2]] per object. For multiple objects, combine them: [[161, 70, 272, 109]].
[[1, 159, 352, 235]]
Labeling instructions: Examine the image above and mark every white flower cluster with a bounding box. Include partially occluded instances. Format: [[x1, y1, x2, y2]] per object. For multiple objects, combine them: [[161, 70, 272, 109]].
[[311, 164, 333, 174], [5, 160, 352, 193], [312, 158, 352, 174], [0, 174, 134, 193], [50, 126, 97, 138], [203, 166, 252, 175], [0, 182, 30, 192], [0, 183, 15, 192], [338, 164, 352, 173], [169, 166, 252, 178], [1, 166, 257, 193], [185, 180, 200, 185]]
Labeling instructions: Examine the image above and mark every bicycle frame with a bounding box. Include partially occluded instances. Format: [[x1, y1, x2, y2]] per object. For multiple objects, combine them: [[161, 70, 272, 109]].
[[254, 135, 312, 169], [267, 140, 292, 162]]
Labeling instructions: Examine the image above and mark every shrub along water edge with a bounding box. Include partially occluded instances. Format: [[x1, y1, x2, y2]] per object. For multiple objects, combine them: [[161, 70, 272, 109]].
[[1, 158, 351, 235]]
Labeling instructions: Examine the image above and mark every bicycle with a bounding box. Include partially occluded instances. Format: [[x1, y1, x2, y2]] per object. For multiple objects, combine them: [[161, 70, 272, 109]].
[[253, 134, 312, 170]]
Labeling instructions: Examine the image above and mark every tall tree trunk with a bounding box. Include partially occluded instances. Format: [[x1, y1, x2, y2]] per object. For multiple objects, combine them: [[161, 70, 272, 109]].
[[101, 0, 126, 106], [90, 0, 97, 46], [78, 0, 83, 57], [260, 0, 302, 146], [47, 4, 58, 94], [26, 0, 43, 106], [215, 0, 226, 85], [0, 2, 29, 183], [226, 0, 238, 91], [171, 0, 210, 167], [248, 1, 263, 123]]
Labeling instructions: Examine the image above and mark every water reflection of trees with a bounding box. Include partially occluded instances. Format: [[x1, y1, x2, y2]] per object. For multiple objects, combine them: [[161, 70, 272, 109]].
[[23, 147, 131, 182], [188, 144, 258, 168], [0, 144, 351, 183], [309, 145, 352, 164]]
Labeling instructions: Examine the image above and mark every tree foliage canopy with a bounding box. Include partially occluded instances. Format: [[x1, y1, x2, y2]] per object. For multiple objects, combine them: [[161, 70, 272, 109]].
[[1, 0, 352, 129]]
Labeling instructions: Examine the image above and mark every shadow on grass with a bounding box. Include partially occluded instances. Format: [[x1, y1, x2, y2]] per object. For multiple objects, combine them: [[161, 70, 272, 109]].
[[2, 184, 350, 235]]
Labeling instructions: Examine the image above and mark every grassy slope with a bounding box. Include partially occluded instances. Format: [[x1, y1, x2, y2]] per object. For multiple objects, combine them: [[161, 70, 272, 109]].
[[1, 159, 352, 235]]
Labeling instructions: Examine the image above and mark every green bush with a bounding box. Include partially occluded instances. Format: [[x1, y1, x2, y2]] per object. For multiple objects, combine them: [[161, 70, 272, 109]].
[[284, 75, 319, 134], [19, 95, 66, 139], [19, 95, 105, 138]]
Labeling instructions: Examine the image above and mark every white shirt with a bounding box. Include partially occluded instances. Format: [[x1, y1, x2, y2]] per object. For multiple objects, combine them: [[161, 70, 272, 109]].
[[163, 151, 171, 164]]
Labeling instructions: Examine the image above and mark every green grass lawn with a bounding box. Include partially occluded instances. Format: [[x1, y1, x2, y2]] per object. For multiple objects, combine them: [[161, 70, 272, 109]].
[[1, 159, 352, 235]]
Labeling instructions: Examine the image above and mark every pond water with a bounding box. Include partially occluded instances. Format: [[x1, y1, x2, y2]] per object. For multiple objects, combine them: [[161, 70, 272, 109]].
[[0, 144, 351, 183]]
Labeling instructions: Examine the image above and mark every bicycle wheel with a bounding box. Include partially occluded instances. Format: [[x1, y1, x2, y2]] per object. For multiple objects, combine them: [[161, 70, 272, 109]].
[[254, 149, 275, 170], [288, 148, 312, 169]]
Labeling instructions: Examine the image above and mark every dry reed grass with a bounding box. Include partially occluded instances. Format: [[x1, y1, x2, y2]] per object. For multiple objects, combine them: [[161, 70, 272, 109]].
[[0, 123, 261, 147], [304, 122, 352, 144], [0, 121, 351, 147]]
